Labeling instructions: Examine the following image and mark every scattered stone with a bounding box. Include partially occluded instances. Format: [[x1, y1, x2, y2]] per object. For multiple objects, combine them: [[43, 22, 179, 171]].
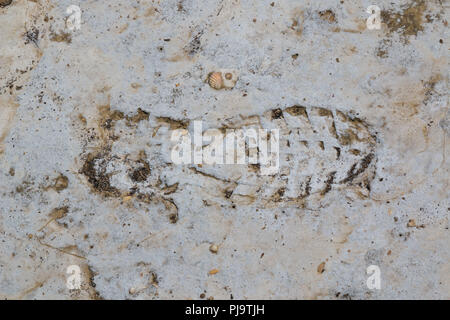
[[407, 219, 417, 228], [317, 262, 326, 274], [208, 269, 219, 275], [209, 244, 219, 254]]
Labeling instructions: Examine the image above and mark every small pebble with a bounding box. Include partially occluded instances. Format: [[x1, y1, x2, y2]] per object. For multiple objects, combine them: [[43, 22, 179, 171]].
[[407, 219, 416, 228], [317, 262, 326, 274], [209, 244, 219, 253], [208, 268, 219, 275]]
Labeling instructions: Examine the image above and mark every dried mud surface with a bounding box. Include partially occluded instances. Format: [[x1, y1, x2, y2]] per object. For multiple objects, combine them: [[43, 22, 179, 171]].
[[0, 0, 448, 299]]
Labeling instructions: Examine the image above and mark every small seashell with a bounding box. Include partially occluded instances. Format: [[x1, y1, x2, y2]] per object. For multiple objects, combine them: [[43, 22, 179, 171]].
[[207, 69, 239, 90], [220, 69, 238, 89], [207, 72, 224, 90]]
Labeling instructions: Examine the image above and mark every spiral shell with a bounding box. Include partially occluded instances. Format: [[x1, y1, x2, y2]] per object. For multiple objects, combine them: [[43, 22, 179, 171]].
[[207, 72, 224, 90]]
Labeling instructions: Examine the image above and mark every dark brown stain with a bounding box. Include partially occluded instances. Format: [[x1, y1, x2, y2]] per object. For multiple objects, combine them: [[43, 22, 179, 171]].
[[376, 39, 392, 58], [248, 163, 260, 173], [285, 105, 308, 119], [130, 166, 150, 183], [285, 105, 309, 121], [301, 176, 312, 198], [162, 182, 178, 195], [185, 31, 203, 56], [224, 189, 234, 199], [321, 171, 336, 195], [271, 108, 284, 119], [83, 264, 103, 300], [129, 152, 151, 183], [53, 174, 69, 191], [49, 206, 69, 220], [128, 108, 149, 124], [98, 105, 150, 134], [15, 180, 33, 195], [163, 198, 179, 223], [50, 31, 72, 43], [80, 151, 121, 197], [156, 117, 189, 130], [337, 129, 358, 146], [271, 187, 285, 202], [318, 141, 325, 150], [25, 28, 39, 46], [334, 146, 341, 160], [98, 105, 125, 131], [341, 153, 374, 184], [423, 73, 443, 105], [317, 107, 333, 117], [381, 0, 427, 39], [318, 9, 336, 23], [0, 0, 12, 8]]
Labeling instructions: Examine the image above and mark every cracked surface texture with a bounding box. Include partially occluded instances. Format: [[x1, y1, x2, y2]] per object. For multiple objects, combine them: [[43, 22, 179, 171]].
[[0, 0, 449, 299]]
